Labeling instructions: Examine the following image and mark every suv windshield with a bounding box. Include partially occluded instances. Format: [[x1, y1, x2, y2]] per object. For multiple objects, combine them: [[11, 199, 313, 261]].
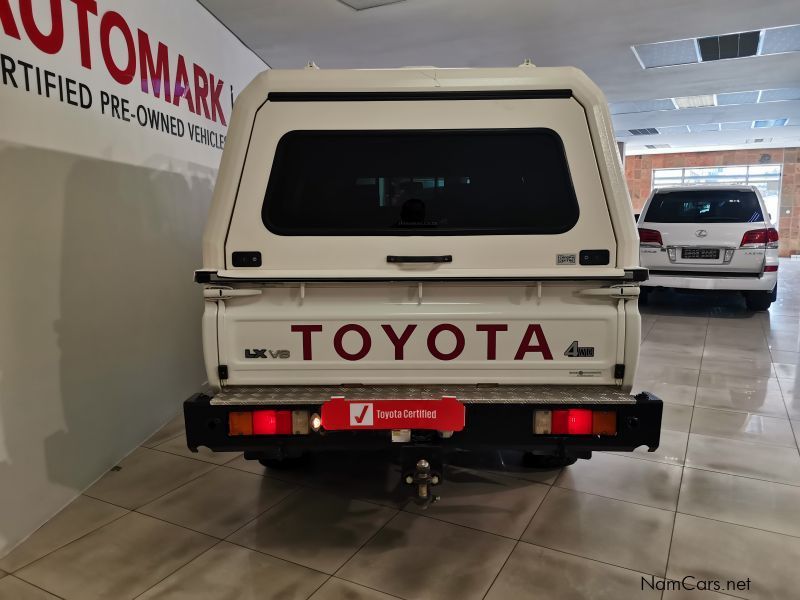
[[262, 129, 580, 236], [643, 189, 763, 224]]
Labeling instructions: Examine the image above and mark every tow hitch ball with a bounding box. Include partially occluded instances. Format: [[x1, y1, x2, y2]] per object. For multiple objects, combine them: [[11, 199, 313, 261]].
[[404, 459, 441, 508]]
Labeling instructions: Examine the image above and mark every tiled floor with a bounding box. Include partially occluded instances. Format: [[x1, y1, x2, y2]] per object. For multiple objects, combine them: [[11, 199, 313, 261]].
[[2, 261, 800, 600]]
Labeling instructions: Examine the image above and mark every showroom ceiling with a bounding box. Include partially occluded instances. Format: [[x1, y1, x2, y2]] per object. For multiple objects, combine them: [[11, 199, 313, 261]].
[[199, 0, 800, 154]]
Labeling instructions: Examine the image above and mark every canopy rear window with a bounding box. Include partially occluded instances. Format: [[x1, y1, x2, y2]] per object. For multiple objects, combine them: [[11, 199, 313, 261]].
[[644, 190, 764, 224], [262, 129, 580, 236]]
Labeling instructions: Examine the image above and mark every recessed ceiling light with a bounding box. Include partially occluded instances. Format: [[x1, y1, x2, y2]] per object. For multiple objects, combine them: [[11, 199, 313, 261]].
[[716, 91, 760, 106], [720, 121, 753, 130], [759, 88, 800, 103], [632, 24, 800, 69], [631, 39, 699, 69], [688, 123, 721, 132], [753, 118, 788, 128], [673, 94, 717, 109], [657, 125, 691, 135], [338, 0, 405, 10], [698, 31, 761, 61], [746, 138, 773, 144], [760, 24, 800, 54], [608, 99, 677, 114], [628, 128, 660, 136], [645, 144, 671, 149]]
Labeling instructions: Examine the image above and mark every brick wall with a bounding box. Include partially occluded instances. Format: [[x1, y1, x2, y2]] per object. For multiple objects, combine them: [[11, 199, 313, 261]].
[[624, 147, 800, 257]]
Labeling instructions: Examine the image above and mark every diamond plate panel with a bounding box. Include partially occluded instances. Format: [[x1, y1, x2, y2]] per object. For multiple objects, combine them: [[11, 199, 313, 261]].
[[211, 384, 636, 405]]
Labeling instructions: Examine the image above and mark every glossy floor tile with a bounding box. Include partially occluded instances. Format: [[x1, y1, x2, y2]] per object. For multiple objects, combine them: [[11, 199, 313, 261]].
[[84, 447, 214, 509], [0, 577, 60, 600], [484, 542, 662, 600], [678, 468, 800, 537], [137, 542, 328, 600], [310, 578, 399, 600], [138, 466, 296, 538], [16, 513, 216, 600], [8, 259, 800, 599], [690, 406, 796, 447], [403, 467, 549, 538], [694, 383, 789, 417], [522, 487, 674, 576], [685, 434, 800, 485], [338, 512, 515, 600], [0, 495, 127, 573], [608, 428, 688, 465], [555, 452, 683, 510], [668, 513, 800, 600], [228, 488, 397, 574]]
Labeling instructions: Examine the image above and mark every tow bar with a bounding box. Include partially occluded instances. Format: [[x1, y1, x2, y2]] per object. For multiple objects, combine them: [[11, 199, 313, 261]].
[[402, 449, 443, 508]]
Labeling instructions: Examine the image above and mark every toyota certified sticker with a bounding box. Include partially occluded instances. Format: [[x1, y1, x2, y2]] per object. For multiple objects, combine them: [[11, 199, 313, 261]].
[[349, 403, 374, 427]]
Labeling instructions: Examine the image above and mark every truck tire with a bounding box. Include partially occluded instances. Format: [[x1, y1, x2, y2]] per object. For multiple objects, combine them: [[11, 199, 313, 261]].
[[745, 291, 773, 312], [522, 453, 578, 468]]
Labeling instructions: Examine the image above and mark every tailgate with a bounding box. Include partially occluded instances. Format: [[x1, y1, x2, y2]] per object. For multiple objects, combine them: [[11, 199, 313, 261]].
[[210, 281, 636, 387]]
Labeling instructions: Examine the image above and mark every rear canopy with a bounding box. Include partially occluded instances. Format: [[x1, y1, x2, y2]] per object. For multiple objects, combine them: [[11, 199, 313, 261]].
[[202, 67, 638, 280]]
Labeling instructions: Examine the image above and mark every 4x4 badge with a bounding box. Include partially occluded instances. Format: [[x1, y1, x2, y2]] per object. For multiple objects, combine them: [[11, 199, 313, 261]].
[[564, 341, 595, 358]]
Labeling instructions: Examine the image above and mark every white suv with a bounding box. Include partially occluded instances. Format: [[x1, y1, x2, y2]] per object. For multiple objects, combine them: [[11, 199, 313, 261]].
[[637, 185, 779, 311]]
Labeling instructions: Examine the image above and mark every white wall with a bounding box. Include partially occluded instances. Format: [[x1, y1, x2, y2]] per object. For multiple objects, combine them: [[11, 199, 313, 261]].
[[0, 0, 265, 556]]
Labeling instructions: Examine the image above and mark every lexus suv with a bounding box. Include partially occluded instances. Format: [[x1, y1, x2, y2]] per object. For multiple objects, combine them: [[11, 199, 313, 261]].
[[638, 185, 779, 311]]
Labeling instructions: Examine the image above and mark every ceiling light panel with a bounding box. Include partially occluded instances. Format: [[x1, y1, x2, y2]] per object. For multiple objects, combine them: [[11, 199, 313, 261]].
[[646, 144, 671, 149], [628, 128, 660, 136], [746, 138, 773, 144], [716, 91, 760, 106], [698, 31, 761, 61], [754, 118, 788, 128], [688, 123, 721, 132], [338, 0, 405, 10], [760, 24, 800, 54], [759, 88, 800, 103], [673, 94, 716, 109], [608, 99, 677, 114], [720, 121, 754, 130], [632, 39, 699, 68], [657, 125, 691, 134]]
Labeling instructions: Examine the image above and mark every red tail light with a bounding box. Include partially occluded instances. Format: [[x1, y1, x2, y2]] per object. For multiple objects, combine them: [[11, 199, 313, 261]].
[[551, 409, 594, 435], [229, 410, 294, 435], [638, 228, 663, 247], [253, 410, 293, 435], [764, 265, 779, 272], [740, 228, 779, 248], [767, 228, 779, 249], [534, 409, 617, 435]]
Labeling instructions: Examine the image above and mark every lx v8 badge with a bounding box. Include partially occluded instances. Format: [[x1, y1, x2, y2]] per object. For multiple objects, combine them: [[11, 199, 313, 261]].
[[564, 341, 595, 358], [245, 349, 291, 359]]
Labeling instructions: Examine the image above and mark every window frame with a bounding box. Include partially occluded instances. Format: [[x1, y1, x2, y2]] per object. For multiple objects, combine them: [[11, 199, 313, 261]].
[[260, 128, 581, 237]]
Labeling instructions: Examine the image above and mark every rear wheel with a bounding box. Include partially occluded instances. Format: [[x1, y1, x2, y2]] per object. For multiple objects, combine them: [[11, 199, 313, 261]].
[[745, 291, 773, 312]]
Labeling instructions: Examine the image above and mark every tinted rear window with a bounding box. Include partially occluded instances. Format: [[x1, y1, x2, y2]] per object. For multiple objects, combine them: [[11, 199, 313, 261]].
[[262, 129, 580, 236], [643, 190, 763, 224]]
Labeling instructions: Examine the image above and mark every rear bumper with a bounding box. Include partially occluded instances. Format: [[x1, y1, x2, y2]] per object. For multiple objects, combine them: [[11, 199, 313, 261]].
[[183, 391, 663, 456], [642, 270, 777, 292]]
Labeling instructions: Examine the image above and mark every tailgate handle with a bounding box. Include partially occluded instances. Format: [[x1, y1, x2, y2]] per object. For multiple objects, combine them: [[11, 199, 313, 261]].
[[387, 255, 453, 264]]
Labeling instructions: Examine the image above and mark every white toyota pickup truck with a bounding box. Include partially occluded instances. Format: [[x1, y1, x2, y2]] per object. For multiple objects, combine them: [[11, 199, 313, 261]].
[[184, 64, 663, 503]]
